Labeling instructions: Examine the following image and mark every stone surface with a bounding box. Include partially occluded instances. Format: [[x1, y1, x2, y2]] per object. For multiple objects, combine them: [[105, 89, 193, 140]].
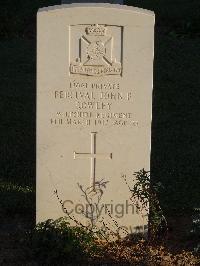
[[37, 4, 154, 236]]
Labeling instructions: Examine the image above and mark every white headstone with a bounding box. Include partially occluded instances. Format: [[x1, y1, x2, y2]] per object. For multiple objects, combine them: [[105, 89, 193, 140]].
[[37, 4, 154, 237]]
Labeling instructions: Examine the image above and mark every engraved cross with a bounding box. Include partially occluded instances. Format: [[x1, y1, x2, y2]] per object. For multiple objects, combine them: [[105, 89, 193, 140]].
[[74, 132, 112, 190]]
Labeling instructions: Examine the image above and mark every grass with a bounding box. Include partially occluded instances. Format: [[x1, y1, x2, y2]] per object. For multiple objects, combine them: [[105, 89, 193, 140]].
[[0, 180, 34, 216], [19, 218, 200, 265]]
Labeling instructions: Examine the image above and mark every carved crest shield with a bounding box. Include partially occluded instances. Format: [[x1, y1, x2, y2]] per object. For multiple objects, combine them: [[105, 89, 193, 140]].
[[70, 24, 122, 76]]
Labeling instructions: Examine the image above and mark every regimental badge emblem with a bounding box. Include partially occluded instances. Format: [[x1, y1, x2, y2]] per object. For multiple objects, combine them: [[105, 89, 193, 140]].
[[70, 24, 122, 76]]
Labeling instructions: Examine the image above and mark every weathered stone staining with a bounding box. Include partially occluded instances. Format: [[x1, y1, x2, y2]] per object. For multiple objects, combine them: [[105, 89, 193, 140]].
[[37, 4, 154, 236]]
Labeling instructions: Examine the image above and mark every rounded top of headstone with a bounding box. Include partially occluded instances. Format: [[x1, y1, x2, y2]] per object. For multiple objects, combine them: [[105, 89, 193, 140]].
[[61, 0, 123, 4], [38, 4, 154, 18]]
